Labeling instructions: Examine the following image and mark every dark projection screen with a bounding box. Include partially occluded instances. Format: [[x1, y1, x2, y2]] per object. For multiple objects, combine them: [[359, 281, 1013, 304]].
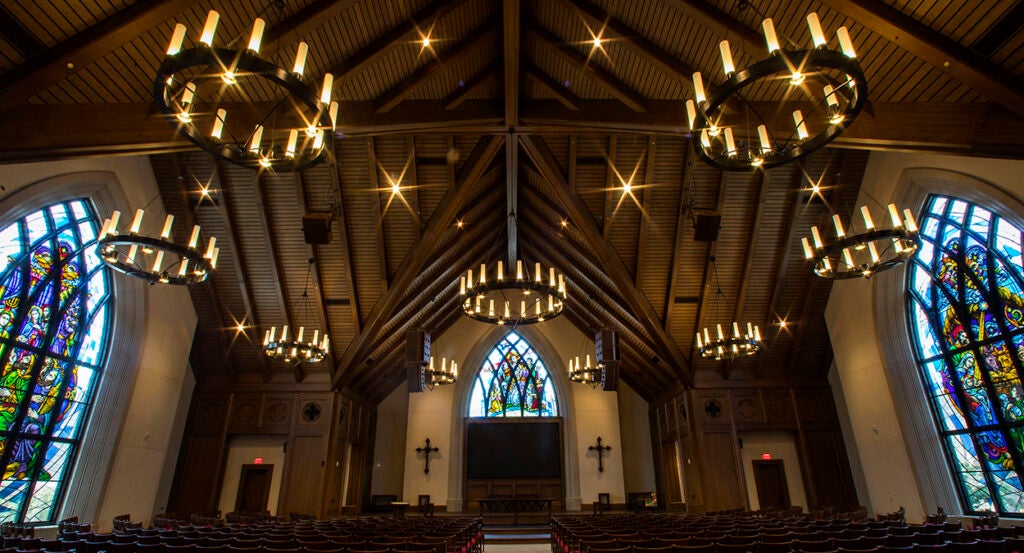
[[466, 422, 561, 479]]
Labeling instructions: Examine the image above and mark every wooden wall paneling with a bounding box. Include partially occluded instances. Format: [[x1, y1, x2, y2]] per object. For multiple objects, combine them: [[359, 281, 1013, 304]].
[[695, 390, 731, 429], [649, 409, 668, 506], [696, 430, 745, 512], [261, 394, 294, 435], [227, 393, 264, 434], [279, 435, 330, 519], [294, 393, 333, 436], [801, 429, 859, 511], [323, 393, 347, 516], [681, 432, 703, 508], [732, 389, 765, 429], [167, 394, 230, 514], [763, 388, 796, 429]]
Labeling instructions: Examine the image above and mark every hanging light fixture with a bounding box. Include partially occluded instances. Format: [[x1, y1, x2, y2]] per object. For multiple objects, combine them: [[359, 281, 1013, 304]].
[[697, 258, 764, 361], [802, 203, 920, 279], [459, 214, 567, 325], [686, 12, 868, 171], [155, 10, 338, 172], [263, 259, 329, 363], [425, 347, 458, 390], [568, 352, 602, 389], [98, 208, 217, 286]]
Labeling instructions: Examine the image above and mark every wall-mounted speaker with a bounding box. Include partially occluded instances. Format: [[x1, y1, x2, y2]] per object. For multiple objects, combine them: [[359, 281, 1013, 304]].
[[406, 331, 431, 393], [302, 212, 333, 244], [693, 214, 721, 242]]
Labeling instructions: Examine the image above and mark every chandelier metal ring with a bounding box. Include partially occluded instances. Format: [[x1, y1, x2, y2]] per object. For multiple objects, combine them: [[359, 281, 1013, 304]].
[[809, 228, 919, 279], [693, 48, 868, 171], [460, 262, 567, 326], [99, 234, 214, 286]]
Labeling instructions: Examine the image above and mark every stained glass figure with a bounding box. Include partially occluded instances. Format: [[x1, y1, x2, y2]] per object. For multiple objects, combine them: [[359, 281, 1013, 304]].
[[909, 196, 1024, 514], [468, 332, 558, 417], [0, 200, 111, 523]]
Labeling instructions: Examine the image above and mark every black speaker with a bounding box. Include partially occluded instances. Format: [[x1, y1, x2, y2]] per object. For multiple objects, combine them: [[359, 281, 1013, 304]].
[[302, 212, 333, 244], [406, 331, 431, 393], [693, 214, 721, 242]]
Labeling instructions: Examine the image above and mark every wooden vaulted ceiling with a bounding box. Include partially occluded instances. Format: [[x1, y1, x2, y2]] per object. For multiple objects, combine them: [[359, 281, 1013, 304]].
[[0, 0, 1022, 403]]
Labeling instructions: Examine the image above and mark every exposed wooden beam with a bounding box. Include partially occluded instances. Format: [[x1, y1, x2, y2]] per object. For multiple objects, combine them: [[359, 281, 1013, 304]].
[[0, 5, 44, 58], [820, 0, 1024, 118], [442, 63, 499, 110], [294, 171, 337, 371], [326, 0, 472, 82], [664, 145, 693, 334], [723, 172, 768, 380], [0, 0, 198, 113], [507, 135, 519, 266], [328, 156, 363, 336], [662, 0, 764, 57], [635, 136, 656, 287], [375, 20, 499, 113], [525, 18, 647, 113], [331, 135, 503, 388], [521, 135, 692, 385], [261, 0, 358, 57], [250, 171, 296, 381], [558, 0, 695, 86], [366, 138, 390, 290], [524, 63, 581, 111], [602, 136, 618, 242], [504, 0, 521, 128], [971, 2, 1024, 58], [408, 137, 423, 242], [689, 171, 727, 378]]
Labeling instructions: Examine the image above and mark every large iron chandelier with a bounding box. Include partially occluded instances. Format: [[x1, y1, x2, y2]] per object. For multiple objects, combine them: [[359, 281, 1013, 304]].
[[155, 10, 338, 172], [425, 355, 458, 390], [802, 204, 920, 279], [686, 12, 867, 171], [568, 354, 602, 389], [263, 259, 329, 363], [460, 260, 567, 325], [697, 258, 763, 362], [98, 209, 217, 286]]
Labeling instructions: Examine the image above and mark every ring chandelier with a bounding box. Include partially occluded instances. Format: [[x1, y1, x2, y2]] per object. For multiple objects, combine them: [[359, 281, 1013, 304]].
[[459, 261, 567, 326]]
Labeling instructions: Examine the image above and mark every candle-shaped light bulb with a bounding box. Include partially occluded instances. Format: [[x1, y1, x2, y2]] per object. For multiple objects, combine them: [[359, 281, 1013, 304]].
[[460, 276, 466, 295], [320, 73, 334, 104], [719, 40, 735, 76], [833, 214, 846, 238], [159, 214, 174, 239], [127, 244, 138, 262], [893, 238, 904, 253], [474, 295, 481, 314], [210, 108, 226, 139], [811, 226, 823, 249], [558, 274, 565, 295], [703, 327, 711, 345], [843, 247, 855, 268], [520, 300, 526, 317], [868, 241, 880, 263], [861, 206, 875, 230], [199, 10, 219, 46], [297, 326, 305, 342], [733, 322, 741, 338], [757, 124, 771, 154], [329, 101, 339, 130], [504, 302, 510, 319], [535, 301, 541, 317], [313, 130, 324, 150], [762, 18, 780, 53], [802, 237, 814, 259], [247, 18, 265, 52], [204, 236, 216, 259], [586, 355, 591, 368], [480, 263, 487, 284], [549, 267, 555, 287], [489, 299, 494, 316], [724, 127, 737, 156], [249, 125, 264, 153], [747, 322, 754, 338], [700, 130, 711, 149], [824, 85, 839, 108], [693, 72, 706, 104], [717, 323, 724, 340], [264, 330, 271, 346], [497, 260, 504, 281], [210, 247, 219, 268], [152, 251, 165, 272], [268, 326, 276, 343], [888, 204, 903, 228], [466, 268, 474, 288], [696, 333, 704, 349], [178, 259, 189, 277], [685, 99, 697, 130], [313, 329, 319, 345], [322, 335, 329, 352], [535, 262, 542, 282], [129, 209, 144, 234], [188, 225, 201, 249], [516, 260, 523, 280], [903, 209, 919, 232], [285, 129, 298, 158], [793, 110, 809, 140], [167, 23, 187, 55], [806, 12, 827, 48], [837, 27, 856, 58], [293, 42, 308, 75]]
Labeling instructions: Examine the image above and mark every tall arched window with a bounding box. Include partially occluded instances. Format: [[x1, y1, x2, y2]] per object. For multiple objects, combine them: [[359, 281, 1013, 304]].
[[0, 200, 112, 523], [468, 332, 558, 417], [908, 195, 1024, 515]]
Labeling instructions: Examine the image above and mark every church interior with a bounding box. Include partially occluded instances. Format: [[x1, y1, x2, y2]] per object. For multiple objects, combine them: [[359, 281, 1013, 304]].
[[0, 0, 1024, 538]]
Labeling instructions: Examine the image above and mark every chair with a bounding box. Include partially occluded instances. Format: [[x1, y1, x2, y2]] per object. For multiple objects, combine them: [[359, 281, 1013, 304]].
[[418, 495, 435, 517], [593, 494, 612, 516]]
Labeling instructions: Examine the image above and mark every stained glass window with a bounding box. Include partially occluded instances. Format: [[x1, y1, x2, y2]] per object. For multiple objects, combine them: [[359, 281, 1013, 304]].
[[908, 195, 1024, 515], [468, 332, 558, 417], [0, 200, 112, 523]]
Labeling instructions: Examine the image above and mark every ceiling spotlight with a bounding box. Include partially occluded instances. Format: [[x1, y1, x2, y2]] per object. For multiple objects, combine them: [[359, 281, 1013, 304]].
[[560, 219, 568, 228], [391, 182, 401, 195], [592, 36, 602, 48], [456, 219, 465, 229]]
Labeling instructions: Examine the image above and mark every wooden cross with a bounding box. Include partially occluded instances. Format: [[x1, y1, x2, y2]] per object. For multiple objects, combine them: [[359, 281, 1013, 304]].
[[416, 438, 440, 474], [588, 436, 612, 473]]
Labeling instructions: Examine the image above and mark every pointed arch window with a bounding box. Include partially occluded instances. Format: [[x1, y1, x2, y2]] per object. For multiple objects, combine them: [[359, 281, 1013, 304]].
[[0, 200, 113, 523], [468, 332, 559, 417], [908, 195, 1024, 515]]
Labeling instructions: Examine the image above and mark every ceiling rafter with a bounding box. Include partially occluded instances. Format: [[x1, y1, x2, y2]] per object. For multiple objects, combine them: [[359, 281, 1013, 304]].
[[0, 5, 44, 58], [374, 20, 500, 114], [557, 0, 696, 86], [326, 0, 473, 82], [524, 18, 648, 113], [294, 171, 336, 372], [366, 137, 390, 291], [820, 0, 1024, 118], [328, 156, 363, 336], [602, 136, 618, 242], [507, 136, 519, 265], [0, 0, 197, 113], [261, 0, 359, 57], [520, 135, 692, 385], [663, 144, 694, 334], [634, 136, 657, 287], [661, 0, 764, 57], [407, 137, 423, 242], [443, 63, 500, 110], [689, 171, 728, 378], [504, 0, 521, 128], [331, 135, 503, 388], [971, 2, 1024, 58], [524, 62, 581, 111]]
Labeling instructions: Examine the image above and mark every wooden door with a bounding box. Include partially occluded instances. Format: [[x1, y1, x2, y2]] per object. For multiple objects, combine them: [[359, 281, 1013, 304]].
[[235, 464, 274, 513], [661, 440, 682, 504], [752, 460, 790, 509]]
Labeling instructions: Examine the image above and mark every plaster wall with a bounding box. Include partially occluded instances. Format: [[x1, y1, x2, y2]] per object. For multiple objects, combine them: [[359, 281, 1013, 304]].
[[217, 436, 287, 516], [738, 431, 808, 511]]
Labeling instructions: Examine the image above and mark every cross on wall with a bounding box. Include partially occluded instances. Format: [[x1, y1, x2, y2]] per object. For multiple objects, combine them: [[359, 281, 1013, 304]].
[[588, 436, 612, 473], [416, 438, 440, 474]]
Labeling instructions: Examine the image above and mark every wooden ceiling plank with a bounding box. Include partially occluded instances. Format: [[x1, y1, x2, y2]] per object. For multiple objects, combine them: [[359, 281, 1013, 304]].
[[295, 171, 337, 371], [971, 1, 1024, 58], [507, 136, 519, 266], [327, 0, 473, 83], [374, 20, 499, 114], [261, 0, 358, 57], [662, 0, 764, 57], [331, 135, 503, 388], [442, 62, 500, 110], [820, 0, 1024, 117], [0, 0, 198, 113], [663, 144, 693, 334], [524, 18, 648, 113], [602, 136, 618, 242], [204, 159, 275, 381], [520, 135, 692, 386], [367, 137, 390, 291], [557, 0, 696, 86], [563, 303, 661, 401], [408, 137, 423, 242], [689, 171, 728, 379], [0, 4, 45, 58], [634, 136, 656, 287], [504, 0, 520, 128], [328, 154, 363, 336], [524, 62, 581, 111]]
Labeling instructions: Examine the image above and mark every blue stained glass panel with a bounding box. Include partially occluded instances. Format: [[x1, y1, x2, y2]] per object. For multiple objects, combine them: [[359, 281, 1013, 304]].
[[468, 332, 559, 418]]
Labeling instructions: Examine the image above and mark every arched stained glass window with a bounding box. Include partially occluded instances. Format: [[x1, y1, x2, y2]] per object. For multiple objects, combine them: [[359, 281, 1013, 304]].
[[908, 195, 1024, 515], [0, 200, 112, 523], [468, 332, 558, 417]]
